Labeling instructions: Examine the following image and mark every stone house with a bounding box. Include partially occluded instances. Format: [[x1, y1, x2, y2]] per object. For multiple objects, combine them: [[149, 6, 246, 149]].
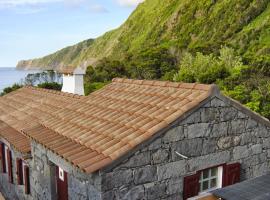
[[0, 77, 269, 200]]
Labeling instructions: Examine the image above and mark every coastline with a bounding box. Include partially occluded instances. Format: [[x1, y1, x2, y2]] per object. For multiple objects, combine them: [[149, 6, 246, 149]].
[[0, 67, 41, 92]]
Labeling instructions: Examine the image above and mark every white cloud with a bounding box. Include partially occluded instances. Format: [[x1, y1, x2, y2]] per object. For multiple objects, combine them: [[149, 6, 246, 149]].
[[0, 0, 63, 8], [0, 0, 108, 14], [88, 4, 108, 13], [116, 0, 144, 7]]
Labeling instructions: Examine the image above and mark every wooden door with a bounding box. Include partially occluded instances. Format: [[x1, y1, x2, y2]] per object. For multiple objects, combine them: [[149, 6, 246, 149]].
[[56, 166, 68, 200]]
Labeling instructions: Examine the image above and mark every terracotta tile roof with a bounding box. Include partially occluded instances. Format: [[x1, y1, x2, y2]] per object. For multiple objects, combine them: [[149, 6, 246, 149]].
[[0, 120, 30, 153], [21, 78, 215, 173], [0, 86, 84, 153], [23, 124, 113, 173]]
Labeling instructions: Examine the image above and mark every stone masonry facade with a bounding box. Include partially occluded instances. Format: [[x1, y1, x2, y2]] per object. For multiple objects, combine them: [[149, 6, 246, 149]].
[[1, 95, 270, 200], [0, 144, 32, 200], [100, 96, 270, 200]]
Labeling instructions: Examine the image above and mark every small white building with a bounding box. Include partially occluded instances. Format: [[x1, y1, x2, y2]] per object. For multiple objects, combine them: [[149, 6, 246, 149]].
[[59, 66, 86, 95]]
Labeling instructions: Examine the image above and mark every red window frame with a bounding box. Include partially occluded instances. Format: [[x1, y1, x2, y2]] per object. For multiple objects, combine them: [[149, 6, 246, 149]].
[[0, 143, 6, 173], [24, 164, 30, 194], [183, 163, 240, 200], [16, 157, 30, 194], [6, 148, 13, 183], [16, 158, 23, 185]]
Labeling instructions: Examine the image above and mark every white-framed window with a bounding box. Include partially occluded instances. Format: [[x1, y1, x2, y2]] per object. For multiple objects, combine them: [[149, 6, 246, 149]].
[[199, 166, 223, 193]]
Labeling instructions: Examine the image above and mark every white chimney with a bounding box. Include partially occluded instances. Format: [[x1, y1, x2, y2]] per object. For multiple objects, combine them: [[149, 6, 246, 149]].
[[60, 66, 85, 95]]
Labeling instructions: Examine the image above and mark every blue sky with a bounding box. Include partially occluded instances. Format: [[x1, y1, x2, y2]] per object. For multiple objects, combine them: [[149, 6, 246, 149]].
[[0, 0, 144, 67]]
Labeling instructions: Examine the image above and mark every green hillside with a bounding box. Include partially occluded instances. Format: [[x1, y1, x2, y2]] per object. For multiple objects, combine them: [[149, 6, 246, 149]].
[[17, 0, 270, 69]]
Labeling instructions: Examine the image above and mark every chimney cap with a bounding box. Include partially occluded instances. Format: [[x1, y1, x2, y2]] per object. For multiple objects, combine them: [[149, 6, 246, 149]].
[[57, 66, 86, 75]]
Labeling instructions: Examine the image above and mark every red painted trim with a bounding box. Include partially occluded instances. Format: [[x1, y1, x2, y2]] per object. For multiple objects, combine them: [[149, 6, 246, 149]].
[[183, 172, 200, 200], [56, 166, 68, 200], [24, 165, 30, 194], [16, 158, 23, 185], [223, 162, 241, 187], [7, 149, 13, 183], [0, 143, 6, 173]]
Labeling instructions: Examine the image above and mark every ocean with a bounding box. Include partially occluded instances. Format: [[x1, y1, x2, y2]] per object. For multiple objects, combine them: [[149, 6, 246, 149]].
[[0, 67, 40, 92]]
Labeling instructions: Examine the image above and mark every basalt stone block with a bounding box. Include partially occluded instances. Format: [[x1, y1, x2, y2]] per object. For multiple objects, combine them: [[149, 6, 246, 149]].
[[233, 145, 250, 160], [102, 170, 133, 191], [219, 107, 238, 121], [146, 182, 166, 200], [148, 138, 162, 150], [180, 111, 201, 124], [187, 123, 210, 138], [210, 98, 226, 107], [152, 149, 169, 164], [157, 160, 187, 181], [250, 144, 263, 155], [120, 151, 151, 168], [134, 166, 157, 185], [263, 138, 270, 149], [166, 177, 183, 195], [200, 108, 218, 123], [163, 126, 184, 143], [202, 138, 217, 154], [120, 185, 145, 200], [230, 119, 246, 134], [217, 137, 232, 150], [188, 151, 230, 172], [172, 139, 203, 159], [239, 132, 254, 145], [256, 125, 269, 137], [212, 122, 228, 137], [87, 184, 101, 200], [162, 194, 183, 200], [246, 118, 258, 129]]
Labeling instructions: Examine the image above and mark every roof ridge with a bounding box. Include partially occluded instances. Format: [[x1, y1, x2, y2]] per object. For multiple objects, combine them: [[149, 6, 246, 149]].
[[23, 86, 83, 99], [112, 78, 215, 91]]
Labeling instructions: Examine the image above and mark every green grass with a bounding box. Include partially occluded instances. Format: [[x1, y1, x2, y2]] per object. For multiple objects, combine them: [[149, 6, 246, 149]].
[[17, 0, 270, 69]]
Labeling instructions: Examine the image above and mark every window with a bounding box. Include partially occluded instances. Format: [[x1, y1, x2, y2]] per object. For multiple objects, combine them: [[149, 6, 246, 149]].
[[199, 166, 223, 193], [16, 158, 30, 194], [183, 163, 241, 200]]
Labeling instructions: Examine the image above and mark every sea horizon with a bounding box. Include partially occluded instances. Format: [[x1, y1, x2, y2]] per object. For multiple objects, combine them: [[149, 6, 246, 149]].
[[0, 67, 40, 92]]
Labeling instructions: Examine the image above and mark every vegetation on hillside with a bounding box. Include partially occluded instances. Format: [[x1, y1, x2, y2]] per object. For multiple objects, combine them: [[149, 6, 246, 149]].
[[17, 0, 270, 69], [83, 46, 270, 119], [12, 0, 270, 119]]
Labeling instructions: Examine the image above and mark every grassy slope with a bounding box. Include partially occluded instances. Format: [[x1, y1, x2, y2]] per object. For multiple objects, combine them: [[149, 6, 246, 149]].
[[17, 0, 270, 69]]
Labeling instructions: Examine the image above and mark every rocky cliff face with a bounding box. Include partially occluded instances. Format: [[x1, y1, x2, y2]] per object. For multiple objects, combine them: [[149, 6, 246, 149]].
[[17, 0, 270, 70]]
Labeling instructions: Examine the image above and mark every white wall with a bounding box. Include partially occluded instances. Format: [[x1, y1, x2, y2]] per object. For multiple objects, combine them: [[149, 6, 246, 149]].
[[62, 74, 84, 95]]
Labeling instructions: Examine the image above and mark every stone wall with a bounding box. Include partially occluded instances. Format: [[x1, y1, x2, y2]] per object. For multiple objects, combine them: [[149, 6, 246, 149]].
[[0, 144, 32, 200], [30, 141, 102, 200], [100, 96, 270, 200], [1, 94, 269, 200]]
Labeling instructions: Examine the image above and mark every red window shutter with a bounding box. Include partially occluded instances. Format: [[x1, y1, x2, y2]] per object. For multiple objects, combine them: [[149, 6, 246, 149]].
[[7, 149, 13, 183], [16, 158, 23, 185], [183, 173, 200, 200], [24, 165, 30, 194], [222, 163, 240, 187], [0, 143, 6, 173]]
